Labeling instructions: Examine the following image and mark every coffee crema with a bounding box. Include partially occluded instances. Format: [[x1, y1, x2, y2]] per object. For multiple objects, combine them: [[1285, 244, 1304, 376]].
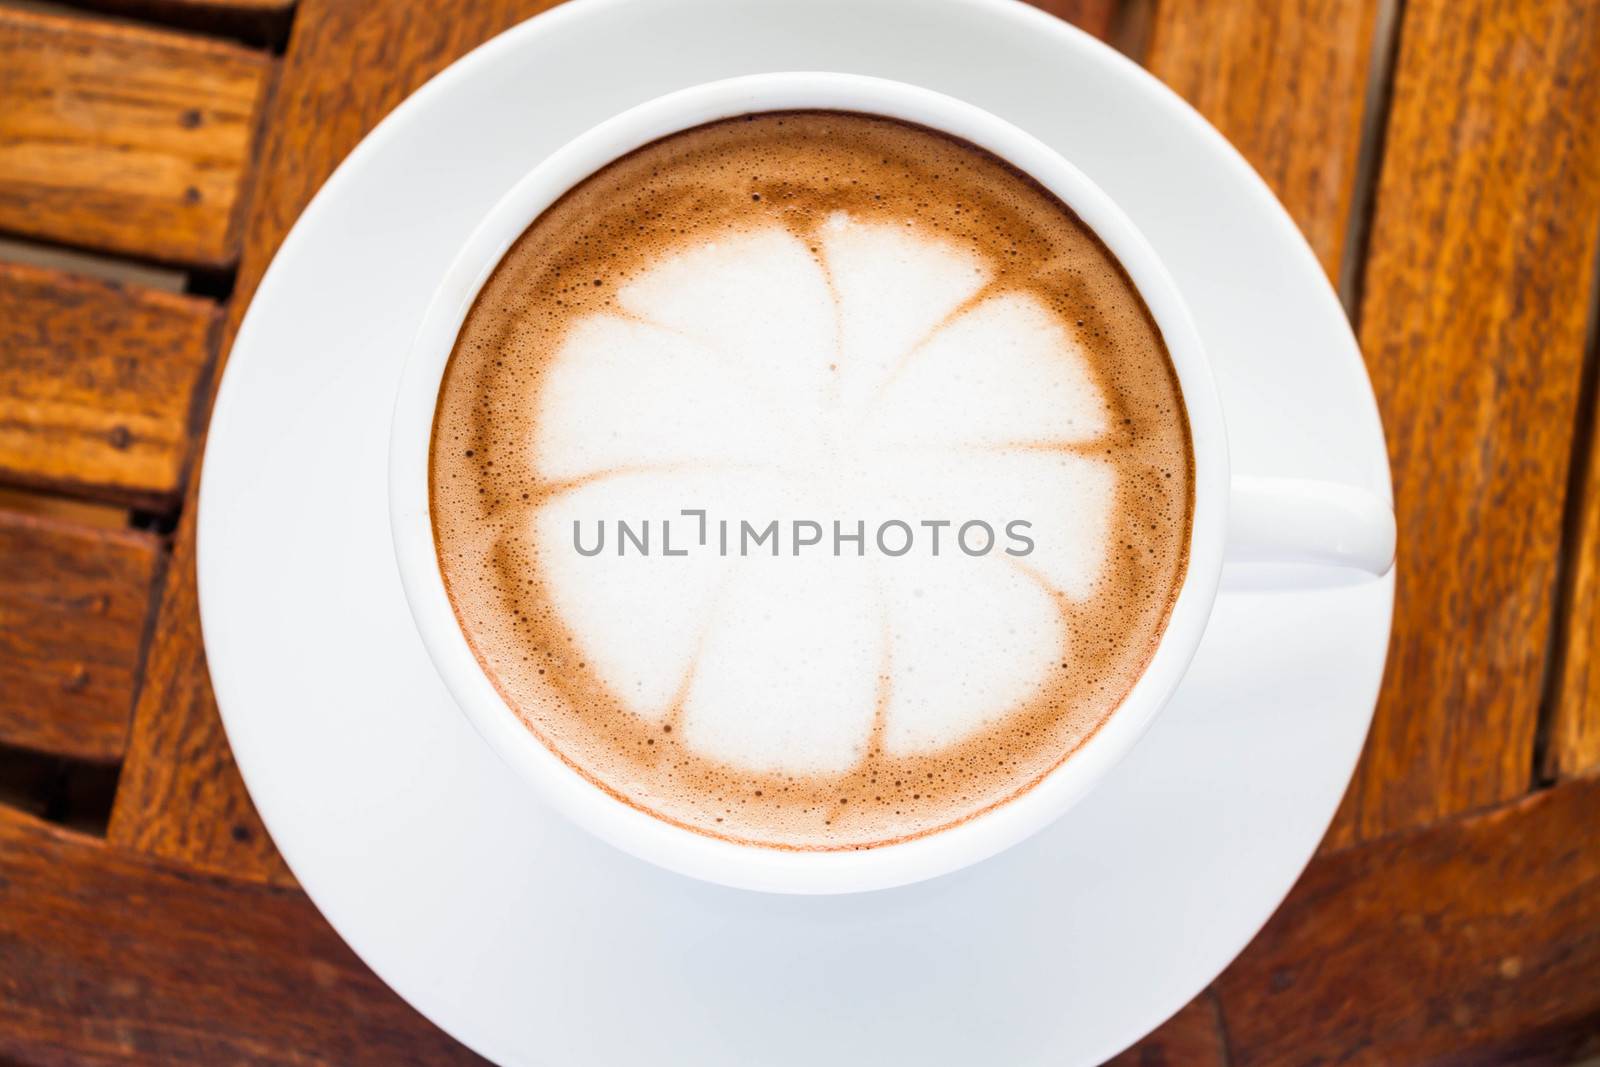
[[431, 111, 1193, 850]]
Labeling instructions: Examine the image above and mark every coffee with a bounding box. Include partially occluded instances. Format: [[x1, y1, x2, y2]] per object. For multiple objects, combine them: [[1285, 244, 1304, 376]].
[[431, 111, 1193, 850]]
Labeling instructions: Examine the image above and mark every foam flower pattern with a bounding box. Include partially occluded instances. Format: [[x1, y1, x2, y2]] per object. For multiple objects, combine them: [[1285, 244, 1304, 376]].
[[532, 213, 1116, 775]]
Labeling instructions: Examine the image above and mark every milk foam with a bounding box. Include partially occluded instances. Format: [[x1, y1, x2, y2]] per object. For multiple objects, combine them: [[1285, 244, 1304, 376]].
[[532, 217, 1115, 772], [431, 112, 1192, 849]]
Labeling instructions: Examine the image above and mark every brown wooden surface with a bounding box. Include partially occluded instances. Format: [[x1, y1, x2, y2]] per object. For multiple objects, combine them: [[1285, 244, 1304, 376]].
[[0, 262, 218, 504], [1549, 402, 1600, 780], [4, 0, 1600, 1063], [1334, 0, 1600, 844], [0, 511, 160, 763], [1144, 0, 1378, 278], [1217, 775, 1600, 1067], [0, 805, 483, 1066], [0, 7, 273, 267]]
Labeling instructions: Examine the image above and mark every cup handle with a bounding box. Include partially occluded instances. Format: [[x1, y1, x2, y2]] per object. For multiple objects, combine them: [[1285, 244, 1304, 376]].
[[1227, 476, 1396, 575]]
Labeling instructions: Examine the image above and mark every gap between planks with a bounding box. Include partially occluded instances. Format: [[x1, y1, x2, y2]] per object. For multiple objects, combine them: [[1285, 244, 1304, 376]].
[[1537, 211, 1600, 782], [1336, 0, 1405, 320]]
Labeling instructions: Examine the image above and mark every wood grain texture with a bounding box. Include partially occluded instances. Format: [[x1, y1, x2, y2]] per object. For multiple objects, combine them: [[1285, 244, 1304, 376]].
[[1331, 0, 1600, 843], [1216, 776, 1600, 1066], [1144, 0, 1378, 277], [1548, 394, 1600, 779], [0, 7, 273, 267], [1104, 992, 1228, 1066], [0, 511, 160, 762], [0, 805, 484, 1065], [0, 262, 219, 504]]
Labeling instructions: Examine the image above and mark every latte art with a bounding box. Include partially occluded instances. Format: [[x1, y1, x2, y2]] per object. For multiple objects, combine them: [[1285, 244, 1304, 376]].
[[432, 112, 1193, 848]]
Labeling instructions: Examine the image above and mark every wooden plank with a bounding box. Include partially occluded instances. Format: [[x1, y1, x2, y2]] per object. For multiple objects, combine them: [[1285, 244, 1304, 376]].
[[1547, 389, 1600, 779], [1215, 776, 1600, 1066], [1105, 992, 1228, 1066], [1333, 0, 1600, 842], [0, 510, 160, 763], [0, 8, 273, 267], [0, 261, 219, 505], [1145, 0, 1379, 278], [0, 805, 482, 1065]]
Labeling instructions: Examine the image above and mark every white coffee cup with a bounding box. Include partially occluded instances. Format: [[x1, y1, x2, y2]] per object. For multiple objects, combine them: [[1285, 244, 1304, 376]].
[[389, 72, 1395, 895]]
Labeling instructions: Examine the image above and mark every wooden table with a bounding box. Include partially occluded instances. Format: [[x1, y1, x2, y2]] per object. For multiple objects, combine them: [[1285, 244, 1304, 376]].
[[1, 0, 1597, 1062]]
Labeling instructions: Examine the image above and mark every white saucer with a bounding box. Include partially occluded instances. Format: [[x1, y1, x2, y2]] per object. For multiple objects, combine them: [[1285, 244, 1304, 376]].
[[198, 1, 1395, 1063]]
